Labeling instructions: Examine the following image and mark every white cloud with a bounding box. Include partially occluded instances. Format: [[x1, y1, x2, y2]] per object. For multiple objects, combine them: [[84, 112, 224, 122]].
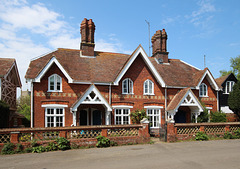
[[48, 34, 80, 49], [187, 0, 216, 28], [0, 0, 129, 93]]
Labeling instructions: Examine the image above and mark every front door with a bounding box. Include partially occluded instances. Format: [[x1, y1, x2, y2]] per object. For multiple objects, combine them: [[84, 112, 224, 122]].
[[79, 109, 88, 125], [92, 110, 102, 125], [174, 110, 186, 123]]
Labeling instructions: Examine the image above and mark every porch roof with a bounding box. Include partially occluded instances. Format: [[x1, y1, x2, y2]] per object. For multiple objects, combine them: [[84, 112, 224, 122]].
[[167, 88, 204, 113], [71, 84, 112, 112]]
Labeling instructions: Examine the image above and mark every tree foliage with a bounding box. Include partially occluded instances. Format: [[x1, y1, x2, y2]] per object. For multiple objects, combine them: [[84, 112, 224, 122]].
[[17, 95, 31, 127], [17, 95, 30, 120], [228, 81, 240, 118], [220, 55, 240, 80], [210, 111, 227, 122]]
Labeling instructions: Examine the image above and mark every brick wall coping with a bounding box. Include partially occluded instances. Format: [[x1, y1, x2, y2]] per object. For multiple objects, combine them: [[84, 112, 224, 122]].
[[0, 124, 144, 133], [174, 122, 240, 127]]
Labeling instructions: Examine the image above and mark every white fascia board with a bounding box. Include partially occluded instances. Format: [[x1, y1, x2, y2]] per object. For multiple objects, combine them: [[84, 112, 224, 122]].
[[175, 90, 204, 112], [112, 105, 133, 109], [196, 70, 219, 90], [73, 81, 111, 85], [114, 46, 166, 87], [180, 60, 200, 70], [4, 61, 22, 87], [35, 57, 73, 83], [166, 86, 195, 89], [42, 104, 68, 108], [144, 106, 164, 109]]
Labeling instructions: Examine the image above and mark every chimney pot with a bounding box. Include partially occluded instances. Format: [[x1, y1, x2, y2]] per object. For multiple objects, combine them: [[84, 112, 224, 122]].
[[80, 18, 95, 56], [151, 29, 169, 63]]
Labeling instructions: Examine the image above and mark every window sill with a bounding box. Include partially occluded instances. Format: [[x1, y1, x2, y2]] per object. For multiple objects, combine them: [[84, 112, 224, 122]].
[[122, 93, 134, 95], [199, 96, 208, 98], [47, 90, 63, 93], [143, 94, 155, 96]]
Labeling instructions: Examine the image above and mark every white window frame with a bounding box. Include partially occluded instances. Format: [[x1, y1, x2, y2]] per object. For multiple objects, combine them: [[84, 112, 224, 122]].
[[114, 108, 130, 125], [48, 74, 62, 92], [225, 81, 235, 94], [44, 108, 65, 127], [143, 79, 154, 95], [145, 106, 162, 128], [199, 83, 208, 97], [122, 78, 133, 94], [42, 104, 67, 127]]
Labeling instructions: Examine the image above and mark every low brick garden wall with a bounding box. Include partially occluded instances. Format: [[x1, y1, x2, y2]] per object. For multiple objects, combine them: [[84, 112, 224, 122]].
[[0, 124, 150, 151], [167, 122, 240, 142]]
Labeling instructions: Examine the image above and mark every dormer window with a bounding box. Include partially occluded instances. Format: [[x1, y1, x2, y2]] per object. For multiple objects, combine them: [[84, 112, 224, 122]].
[[225, 81, 235, 94], [144, 79, 154, 95], [48, 74, 62, 92], [122, 78, 133, 94], [199, 83, 208, 97]]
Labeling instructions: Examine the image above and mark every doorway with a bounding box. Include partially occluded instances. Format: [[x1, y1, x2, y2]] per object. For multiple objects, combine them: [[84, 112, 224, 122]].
[[92, 110, 102, 125], [79, 109, 88, 125]]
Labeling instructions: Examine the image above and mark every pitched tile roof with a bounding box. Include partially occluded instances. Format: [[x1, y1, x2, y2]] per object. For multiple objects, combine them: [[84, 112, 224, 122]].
[[26, 48, 209, 88], [149, 58, 204, 87], [215, 74, 229, 89], [167, 88, 190, 111], [0, 58, 15, 77], [25, 48, 131, 83]]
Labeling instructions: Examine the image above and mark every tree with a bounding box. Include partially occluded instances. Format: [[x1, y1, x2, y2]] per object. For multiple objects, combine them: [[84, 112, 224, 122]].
[[228, 81, 240, 118], [220, 55, 240, 80], [17, 95, 31, 126]]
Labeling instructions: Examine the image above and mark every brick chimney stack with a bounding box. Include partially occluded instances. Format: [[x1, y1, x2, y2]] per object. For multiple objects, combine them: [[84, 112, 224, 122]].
[[151, 29, 169, 63], [80, 18, 95, 56]]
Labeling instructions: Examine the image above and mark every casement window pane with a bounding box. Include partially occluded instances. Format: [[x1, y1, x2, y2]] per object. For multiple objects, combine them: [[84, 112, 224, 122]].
[[46, 108, 64, 127], [116, 116, 121, 125], [123, 109, 128, 115], [129, 80, 133, 93], [149, 81, 153, 94], [123, 116, 129, 124], [56, 76, 61, 90], [123, 78, 133, 94], [116, 109, 121, 115], [47, 117, 54, 127], [50, 76, 54, 90], [144, 81, 148, 93], [123, 81, 127, 93], [147, 109, 160, 128], [56, 116, 63, 127], [115, 108, 130, 125]]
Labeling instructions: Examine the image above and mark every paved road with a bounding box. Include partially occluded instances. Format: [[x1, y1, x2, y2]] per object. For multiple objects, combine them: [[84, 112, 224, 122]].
[[0, 139, 240, 169]]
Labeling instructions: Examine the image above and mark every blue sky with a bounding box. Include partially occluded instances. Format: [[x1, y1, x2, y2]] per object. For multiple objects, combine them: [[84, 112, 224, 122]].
[[0, 0, 240, 92]]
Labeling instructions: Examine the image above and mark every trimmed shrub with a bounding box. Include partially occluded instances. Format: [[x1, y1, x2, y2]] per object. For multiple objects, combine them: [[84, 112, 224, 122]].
[[46, 142, 58, 151], [32, 146, 46, 153], [1, 143, 15, 155], [15, 144, 24, 153], [210, 111, 227, 122], [130, 109, 147, 124], [56, 137, 70, 151], [96, 135, 110, 148], [223, 132, 234, 139], [195, 132, 209, 141]]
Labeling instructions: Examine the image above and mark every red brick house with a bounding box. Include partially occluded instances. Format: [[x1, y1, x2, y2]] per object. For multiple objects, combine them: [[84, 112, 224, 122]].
[[0, 58, 23, 128], [25, 18, 219, 132]]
